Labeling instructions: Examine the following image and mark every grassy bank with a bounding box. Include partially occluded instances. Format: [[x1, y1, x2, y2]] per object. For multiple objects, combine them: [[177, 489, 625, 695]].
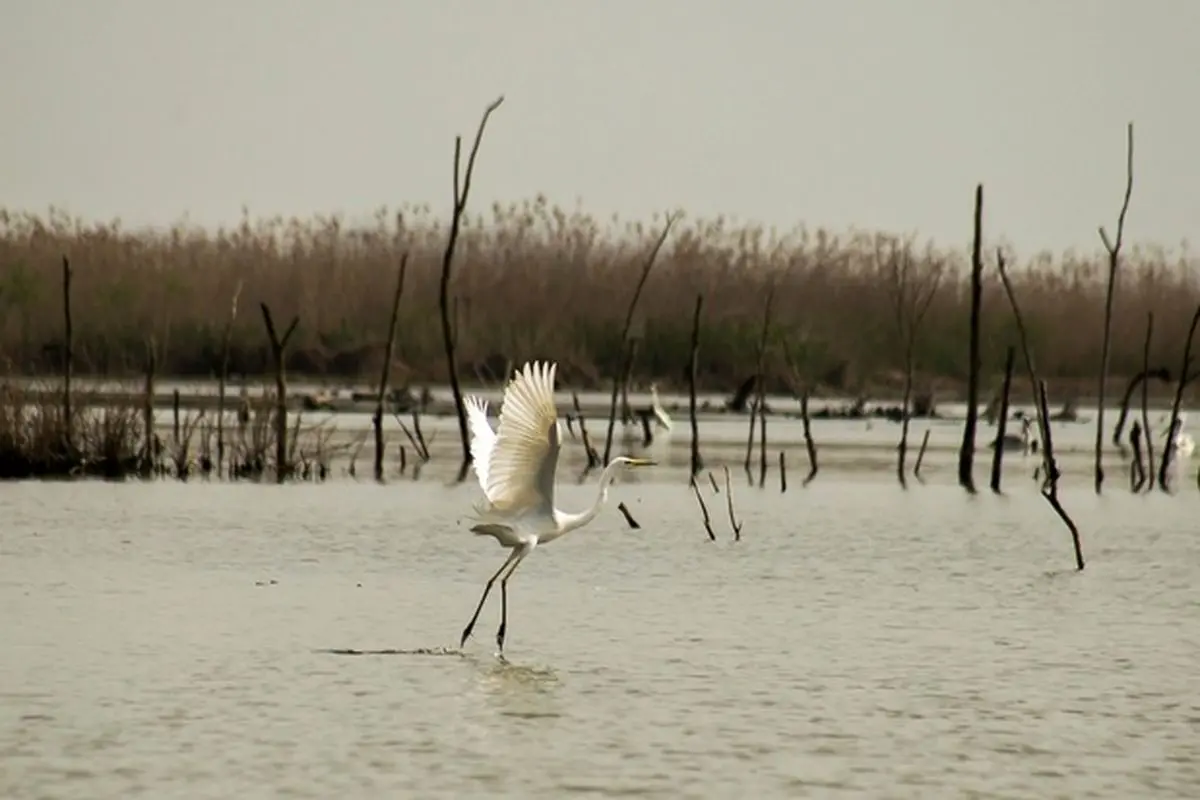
[[1, 202, 1198, 401]]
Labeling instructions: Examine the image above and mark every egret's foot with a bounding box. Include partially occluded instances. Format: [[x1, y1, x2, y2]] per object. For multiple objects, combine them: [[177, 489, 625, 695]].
[[496, 622, 507, 653], [460, 624, 475, 648]]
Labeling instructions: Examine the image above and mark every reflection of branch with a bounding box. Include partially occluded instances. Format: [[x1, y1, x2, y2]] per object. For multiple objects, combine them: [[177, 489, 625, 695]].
[[723, 466, 743, 541], [689, 476, 716, 542]]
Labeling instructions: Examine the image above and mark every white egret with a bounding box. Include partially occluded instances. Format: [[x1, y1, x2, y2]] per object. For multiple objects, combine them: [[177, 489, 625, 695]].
[[459, 361, 655, 655], [649, 383, 673, 433], [1160, 412, 1195, 458]]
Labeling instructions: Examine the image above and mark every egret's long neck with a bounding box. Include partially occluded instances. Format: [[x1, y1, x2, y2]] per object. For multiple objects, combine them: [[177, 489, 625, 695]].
[[556, 460, 624, 533]]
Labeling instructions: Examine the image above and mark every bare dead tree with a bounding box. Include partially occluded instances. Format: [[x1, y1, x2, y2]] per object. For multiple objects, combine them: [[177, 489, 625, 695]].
[[1112, 365, 1171, 454], [688, 294, 704, 477], [259, 303, 299, 484], [913, 429, 931, 481], [602, 213, 679, 464], [141, 336, 157, 476], [1094, 121, 1135, 494], [1157, 305, 1200, 491], [216, 280, 243, 478], [440, 96, 504, 482], [61, 256, 74, 452], [958, 185, 985, 493], [885, 238, 944, 489], [374, 253, 409, 482], [744, 285, 775, 482], [997, 250, 1084, 571]]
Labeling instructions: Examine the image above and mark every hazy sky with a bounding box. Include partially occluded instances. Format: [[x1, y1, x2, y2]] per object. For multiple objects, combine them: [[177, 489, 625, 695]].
[[3, 0, 1198, 255]]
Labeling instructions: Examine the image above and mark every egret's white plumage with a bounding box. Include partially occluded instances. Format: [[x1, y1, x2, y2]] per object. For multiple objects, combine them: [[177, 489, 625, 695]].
[[649, 383, 673, 432], [1159, 411, 1195, 459], [458, 360, 655, 655]]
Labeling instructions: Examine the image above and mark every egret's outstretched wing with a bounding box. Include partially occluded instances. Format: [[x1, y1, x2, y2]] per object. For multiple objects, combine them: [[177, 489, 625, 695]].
[[464, 396, 496, 499], [485, 361, 561, 515]]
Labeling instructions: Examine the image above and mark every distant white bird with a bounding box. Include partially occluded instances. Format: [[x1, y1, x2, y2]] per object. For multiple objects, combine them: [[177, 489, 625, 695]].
[[648, 383, 673, 433], [989, 411, 1034, 455], [1159, 412, 1195, 458], [460, 361, 655, 655]]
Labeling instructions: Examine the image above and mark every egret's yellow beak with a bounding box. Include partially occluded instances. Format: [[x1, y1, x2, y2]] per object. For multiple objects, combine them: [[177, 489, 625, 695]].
[[627, 457, 657, 467]]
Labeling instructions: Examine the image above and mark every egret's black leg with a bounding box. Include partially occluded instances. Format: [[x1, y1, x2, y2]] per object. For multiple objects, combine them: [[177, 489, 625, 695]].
[[497, 546, 533, 655], [460, 548, 521, 648]]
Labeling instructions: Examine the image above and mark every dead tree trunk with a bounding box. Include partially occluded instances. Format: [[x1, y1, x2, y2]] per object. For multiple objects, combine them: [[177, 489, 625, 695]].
[[688, 294, 704, 477], [958, 185, 984, 493], [142, 337, 156, 476], [602, 213, 679, 464], [259, 303, 299, 484], [374, 253, 409, 482], [1094, 121, 1135, 494], [439, 96, 504, 482], [216, 281, 243, 479]]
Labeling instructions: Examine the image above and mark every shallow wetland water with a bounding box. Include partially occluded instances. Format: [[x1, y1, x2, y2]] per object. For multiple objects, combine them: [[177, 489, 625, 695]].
[[2, 411, 1199, 798]]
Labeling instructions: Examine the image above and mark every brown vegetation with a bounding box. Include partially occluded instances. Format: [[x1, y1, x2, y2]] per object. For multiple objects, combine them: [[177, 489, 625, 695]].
[[1, 202, 1199, 401]]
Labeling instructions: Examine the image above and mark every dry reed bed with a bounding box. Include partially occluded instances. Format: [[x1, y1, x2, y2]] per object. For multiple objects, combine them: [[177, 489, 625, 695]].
[[1, 203, 1198, 399]]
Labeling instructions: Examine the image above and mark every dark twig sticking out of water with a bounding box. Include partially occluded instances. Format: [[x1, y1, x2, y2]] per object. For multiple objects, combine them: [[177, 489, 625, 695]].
[[886, 239, 944, 489], [60, 256, 74, 454], [617, 502, 640, 530], [571, 392, 601, 472], [997, 249, 1084, 571], [722, 465, 743, 542], [1129, 419, 1146, 491], [913, 429, 931, 482], [216, 281, 242, 478], [393, 409, 430, 464], [440, 96, 505, 484], [688, 294, 704, 477], [1139, 314, 1156, 493], [801, 390, 819, 487], [690, 475, 717, 542], [778, 451, 787, 493], [1035, 380, 1083, 570], [141, 336, 157, 476], [708, 471, 720, 493], [1094, 122, 1135, 495], [373, 252, 409, 482], [782, 341, 820, 487], [602, 213, 679, 465], [1157, 305, 1200, 492], [744, 286, 775, 484], [958, 185, 985, 494], [259, 302, 299, 484], [989, 345, 1016, 494]]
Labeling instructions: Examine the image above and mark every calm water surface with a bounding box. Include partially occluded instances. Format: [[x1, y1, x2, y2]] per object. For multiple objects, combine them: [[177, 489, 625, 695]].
[[2, 468, 1198, 798]]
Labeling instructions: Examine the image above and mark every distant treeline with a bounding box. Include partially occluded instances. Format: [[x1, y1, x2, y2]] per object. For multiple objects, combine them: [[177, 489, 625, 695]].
[[1, 201, 1198, 400]]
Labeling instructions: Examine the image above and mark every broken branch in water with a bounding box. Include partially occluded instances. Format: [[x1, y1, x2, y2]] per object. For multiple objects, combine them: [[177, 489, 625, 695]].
[[1094, 121, 1135, 495], [689, 475, 717, 542], [374, 251, 409, 482], [997, 249, 1084, 571], [722, 465, 743, 542], [913, 429, 931, 482], [617, 502, 640, 530]]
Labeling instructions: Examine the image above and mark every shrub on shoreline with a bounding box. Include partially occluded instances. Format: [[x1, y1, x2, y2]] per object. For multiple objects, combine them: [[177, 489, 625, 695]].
[[1, 201, 1197, 400]]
